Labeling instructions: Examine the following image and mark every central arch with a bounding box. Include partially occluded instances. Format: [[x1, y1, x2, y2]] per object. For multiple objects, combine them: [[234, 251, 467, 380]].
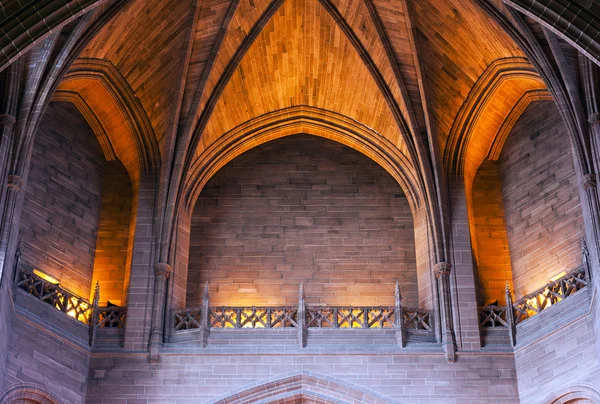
[[206, 370, 401, 404], [184, 106, 422, 213], [169, 106, 438, 315]]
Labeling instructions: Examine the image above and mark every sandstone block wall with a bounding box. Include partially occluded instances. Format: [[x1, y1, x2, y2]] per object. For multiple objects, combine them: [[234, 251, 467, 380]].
[[187, 135, 418, 307], [472, 160, 513, 305], [91, 161, 133, 305], [85, 351, 519, 403], [19, 102, 105, 299], [513, 288, 600, 403], [499, 101, 585, 297]]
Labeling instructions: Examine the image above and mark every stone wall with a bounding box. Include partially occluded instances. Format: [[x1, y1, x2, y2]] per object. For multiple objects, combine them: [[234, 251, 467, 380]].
[[471, 160, 513, 305], [3, 299, 90, 404], [91, 161, 133, 305], [19, 102, 105, 299], [513, 287, 600, 403], [499, 101, 585, 297], [86, 351, 519, 403], [187, 135, 418, 307]]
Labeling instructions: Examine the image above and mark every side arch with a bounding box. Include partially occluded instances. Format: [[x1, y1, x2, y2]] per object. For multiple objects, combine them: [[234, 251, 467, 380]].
[[56, 58, 161, 183], [444, 57, 548, 178], [0, 383, 62, 404], [206, 370, 401, 404]]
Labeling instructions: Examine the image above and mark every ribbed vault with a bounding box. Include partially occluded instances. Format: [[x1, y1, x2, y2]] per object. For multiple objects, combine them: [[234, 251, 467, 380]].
[[198, 0, 410, 158]]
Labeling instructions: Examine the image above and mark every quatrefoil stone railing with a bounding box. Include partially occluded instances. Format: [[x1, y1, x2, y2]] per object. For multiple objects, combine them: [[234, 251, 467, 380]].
[[477, 261, 591, 346], [172, 282, 435, 348], [15, 267, 126, 346]]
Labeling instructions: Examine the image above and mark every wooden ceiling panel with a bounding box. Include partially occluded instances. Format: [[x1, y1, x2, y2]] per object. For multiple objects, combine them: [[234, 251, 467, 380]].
[[194, 0, 276, 122], [81, 0, 190, 152], [411, 0, 525, 151], [371, 0, 426, 134], [197, 0, 407, 159], [181, 0, 234, 120]]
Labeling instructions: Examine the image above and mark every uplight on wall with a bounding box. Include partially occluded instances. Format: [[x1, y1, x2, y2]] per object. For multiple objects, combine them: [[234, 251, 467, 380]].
[[33, 269, 59, 285], [549, 271, 567, 282], [238, 287, 258, 293]]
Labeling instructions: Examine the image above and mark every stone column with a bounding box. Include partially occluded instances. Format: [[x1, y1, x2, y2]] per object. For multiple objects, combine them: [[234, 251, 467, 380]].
[[435, 262, 456, 363], [582, 171, 600, 278], [149, 262, 172, 362], [0, 114, 16, 284]]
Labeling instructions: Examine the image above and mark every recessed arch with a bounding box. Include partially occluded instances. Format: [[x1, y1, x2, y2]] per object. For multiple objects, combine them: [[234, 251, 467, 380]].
[[184, 106, 421, 215], [51, 90, 117, 162], [56, 58, 161, 184], [173, 106, 437, 312], [206, 370, 401, 404], [487, 89, 553, 161], [444, 57, 547, 178]]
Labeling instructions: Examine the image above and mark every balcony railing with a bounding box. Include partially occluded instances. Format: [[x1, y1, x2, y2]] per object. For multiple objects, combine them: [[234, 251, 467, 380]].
[[14, 267, 126, 346], [15, 267, 92, 324], [172, 282, 435, 348], [478, 243, 591, 346], [513, 265, 589, 323]]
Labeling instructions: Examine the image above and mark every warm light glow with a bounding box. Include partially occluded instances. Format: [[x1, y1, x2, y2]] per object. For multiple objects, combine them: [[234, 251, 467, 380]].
[[549, 271, 567, 282], [238, 288, 257, 293], [33, 269, 59, 285]]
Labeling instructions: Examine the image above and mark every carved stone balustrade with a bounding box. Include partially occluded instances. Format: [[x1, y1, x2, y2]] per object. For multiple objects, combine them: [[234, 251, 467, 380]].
[[15, 267, 92, 324], [477, 264, 590, 347], [478, 305, 509, 328], [15, 267, 127, 347], [512, 265, 589, 324]]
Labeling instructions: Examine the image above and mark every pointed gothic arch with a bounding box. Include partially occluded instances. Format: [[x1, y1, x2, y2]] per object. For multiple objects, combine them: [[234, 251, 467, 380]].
[[206, 370, 401, 404]]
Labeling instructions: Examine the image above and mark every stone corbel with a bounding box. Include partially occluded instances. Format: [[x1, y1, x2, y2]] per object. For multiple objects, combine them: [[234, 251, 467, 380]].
[[7, 174, 23, 192], [0, 114, 16, 129], [583, 173, 597, 191]]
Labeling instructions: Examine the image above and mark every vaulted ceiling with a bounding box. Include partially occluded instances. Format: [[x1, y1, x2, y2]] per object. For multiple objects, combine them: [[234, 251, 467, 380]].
[[59, 0, 550, 197]]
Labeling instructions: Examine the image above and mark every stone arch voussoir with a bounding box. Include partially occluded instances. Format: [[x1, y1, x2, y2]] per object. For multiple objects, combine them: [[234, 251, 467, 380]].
[[206, 370, 401, 404]]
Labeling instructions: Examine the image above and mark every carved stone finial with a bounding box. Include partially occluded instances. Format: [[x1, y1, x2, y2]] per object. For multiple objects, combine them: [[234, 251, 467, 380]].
[[505, 280, 511, 295], [154, 262, 172, 279], [299, 282, 305, 300], [7, 174, 23, 192], [203, 281, 209, 300], [395, 281, 402, 302], [434, 262, 452, 279], [583, 173, 597, 191]]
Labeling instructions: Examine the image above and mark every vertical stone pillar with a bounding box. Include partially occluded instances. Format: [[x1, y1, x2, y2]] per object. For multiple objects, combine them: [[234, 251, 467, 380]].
[[395, 281, 405, 348], [504, 281, 516, 347], [582, 172, 600, 277], [435, 262, 456, 363], [298, 282, 306, 348], [123, 176, 157, 351], [447, 177, 482, 351], [199, 281, 209, 348], [149, 262, 172, 362], [0, 174, 23, 286], [0, 114, 16, 228]]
